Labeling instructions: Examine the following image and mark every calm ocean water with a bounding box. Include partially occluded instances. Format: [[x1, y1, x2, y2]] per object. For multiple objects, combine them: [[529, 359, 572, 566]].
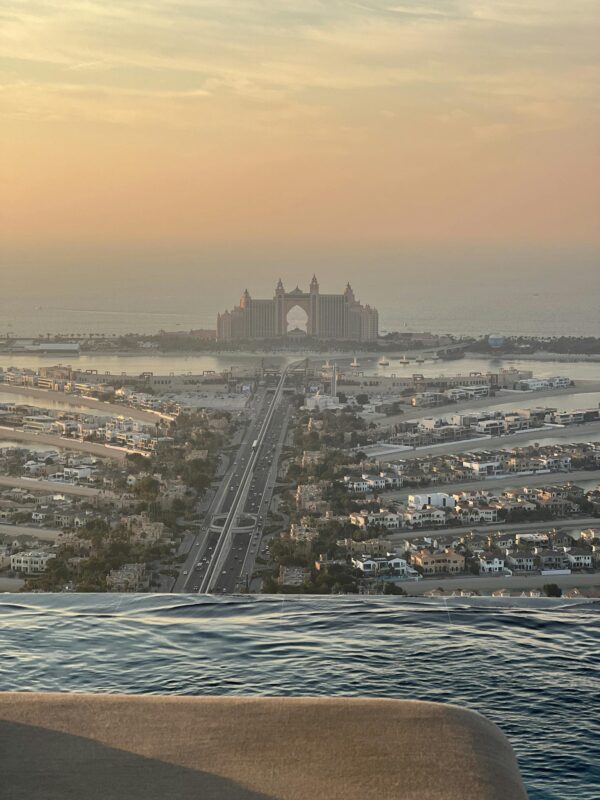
[[1, 279, 599, 339], [0, 595, 598, 799], [1, 353, 600, 382]]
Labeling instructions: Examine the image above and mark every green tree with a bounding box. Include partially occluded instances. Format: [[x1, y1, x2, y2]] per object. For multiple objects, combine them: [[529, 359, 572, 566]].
[[543, 583, 562, 597], [383, 583, 407, 595], [134, 476, 161, 499]]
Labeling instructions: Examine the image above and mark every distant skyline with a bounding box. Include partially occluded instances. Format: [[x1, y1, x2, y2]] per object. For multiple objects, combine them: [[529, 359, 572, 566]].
[[1, 1, 599, 292]]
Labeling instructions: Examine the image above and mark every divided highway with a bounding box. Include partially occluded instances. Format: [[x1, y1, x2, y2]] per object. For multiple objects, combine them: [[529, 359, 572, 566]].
[[174, 368, 290, 594]]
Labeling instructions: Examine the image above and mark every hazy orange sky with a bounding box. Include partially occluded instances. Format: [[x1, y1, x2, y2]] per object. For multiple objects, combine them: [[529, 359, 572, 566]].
[[1, 1, 599, 274]]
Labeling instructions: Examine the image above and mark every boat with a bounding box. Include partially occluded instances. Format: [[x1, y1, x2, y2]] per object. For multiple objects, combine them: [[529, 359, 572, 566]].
[[378, 357, 389, 367], [398, 355, 410, 365], [350, 355, 360, 369]]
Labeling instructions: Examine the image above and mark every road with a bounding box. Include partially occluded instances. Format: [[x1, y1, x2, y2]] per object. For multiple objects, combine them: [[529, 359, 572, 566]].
[[402, 571, 600, 596], [383, 469, 600, 504], [216, 400, 291, 593], [174, 370, 292, 594], [205, 369, 290, 594]]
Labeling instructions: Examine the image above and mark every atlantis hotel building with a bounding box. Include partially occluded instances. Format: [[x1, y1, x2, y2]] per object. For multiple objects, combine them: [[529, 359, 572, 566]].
[[216, 276, 379, 342]]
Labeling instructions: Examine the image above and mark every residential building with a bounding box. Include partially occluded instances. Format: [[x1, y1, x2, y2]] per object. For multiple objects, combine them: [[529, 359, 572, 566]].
[[349, 510, 403, 531], [411, 548, 465, 575], [474, 419, 505, 436], [289, 524, 319, 544], [10, 550, 57, 575], [506, 551, 536, 572], [295, 482, 330, 512], [301, 451, 325, 468], [515, 533, 549, 547], [478, 554, 506, 574], [106, 563, 147, 592], [404, 506, 447, 527], [344, 477, 370, 493], [408, 493, 455, 510], [462, 458, 504, 478], [454, 504, 498, 525], [566, 549, 593, 570], [337, 538, 393, 556], [125, 514, 168, 544], [535, 484, 583, 515], [351, 554, 409, 575], [537, 550, 570, 571]]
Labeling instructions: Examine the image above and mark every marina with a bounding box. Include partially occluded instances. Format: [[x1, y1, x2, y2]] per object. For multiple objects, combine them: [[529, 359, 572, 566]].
[[2, 352, 599, 381]]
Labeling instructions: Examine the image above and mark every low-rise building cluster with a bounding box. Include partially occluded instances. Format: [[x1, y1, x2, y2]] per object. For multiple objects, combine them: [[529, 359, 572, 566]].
[[341, 483, 592, 532], [0, 401, 233, 591], [1, 364, 250, 414], [372, 442, 599, 488], [379, 404, 599, 449]]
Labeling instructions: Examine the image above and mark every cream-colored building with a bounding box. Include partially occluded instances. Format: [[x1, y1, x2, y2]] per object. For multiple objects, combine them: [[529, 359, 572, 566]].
[[411, 548, 465, 575], [10, 551, 56, 575]]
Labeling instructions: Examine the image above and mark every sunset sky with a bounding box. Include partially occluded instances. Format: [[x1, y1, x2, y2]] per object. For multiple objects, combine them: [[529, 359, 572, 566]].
[[1, 1, 599, 294]]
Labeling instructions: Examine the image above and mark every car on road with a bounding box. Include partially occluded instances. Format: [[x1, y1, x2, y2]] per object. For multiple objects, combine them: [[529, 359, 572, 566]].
[[183, 570, 188, 575]]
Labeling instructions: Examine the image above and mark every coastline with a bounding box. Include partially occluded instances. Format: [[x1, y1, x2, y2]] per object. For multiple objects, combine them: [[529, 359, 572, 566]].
[[0, 426, 133, 460], [3, 347, 600, 363], [465, 350, 600, 364], [0, 383, 170, 422]]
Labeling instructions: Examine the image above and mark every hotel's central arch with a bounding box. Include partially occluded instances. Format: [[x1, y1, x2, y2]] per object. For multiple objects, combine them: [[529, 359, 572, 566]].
[[285, 303, 309, 334], [276, 284, 315, 336]]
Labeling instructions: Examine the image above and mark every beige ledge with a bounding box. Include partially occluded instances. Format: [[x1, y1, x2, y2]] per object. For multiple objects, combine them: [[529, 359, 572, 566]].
[[0, 694, 527, 800]]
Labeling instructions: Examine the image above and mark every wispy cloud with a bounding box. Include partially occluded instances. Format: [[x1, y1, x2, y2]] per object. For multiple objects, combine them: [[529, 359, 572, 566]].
[[1, 1, 598, 245]]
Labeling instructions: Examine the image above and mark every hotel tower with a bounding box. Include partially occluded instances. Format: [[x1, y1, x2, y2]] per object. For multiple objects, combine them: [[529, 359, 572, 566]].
[[217, 277, 378, 342]]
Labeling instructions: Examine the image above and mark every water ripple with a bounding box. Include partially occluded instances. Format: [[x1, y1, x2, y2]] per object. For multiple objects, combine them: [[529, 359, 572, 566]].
[[0, 595, 598, 799]]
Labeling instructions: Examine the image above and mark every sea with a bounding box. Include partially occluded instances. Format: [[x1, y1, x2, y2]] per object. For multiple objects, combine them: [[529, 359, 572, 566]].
[[0, 595, 598, 799], [1, 275, 599, 340]]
